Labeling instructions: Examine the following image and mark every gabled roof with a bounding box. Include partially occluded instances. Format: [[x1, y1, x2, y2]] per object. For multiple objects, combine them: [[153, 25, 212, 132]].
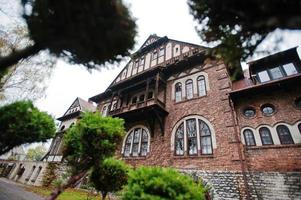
[[57, 97, 96, 121], [89, 34, 207, 102]]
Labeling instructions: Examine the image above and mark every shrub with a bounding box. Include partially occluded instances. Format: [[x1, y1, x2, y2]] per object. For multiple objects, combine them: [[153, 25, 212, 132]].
[[122, 167, 206, 200]]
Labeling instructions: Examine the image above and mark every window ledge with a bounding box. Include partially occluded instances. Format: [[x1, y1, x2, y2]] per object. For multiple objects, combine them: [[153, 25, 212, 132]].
[[173, 155, 214, 159], [174, 95, 207, 105], [246, 143, 301, 150], [122, 156, 147, 160]]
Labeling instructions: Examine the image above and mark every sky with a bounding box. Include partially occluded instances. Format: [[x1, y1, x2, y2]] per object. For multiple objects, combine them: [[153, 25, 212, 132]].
[[1, 0, 301, 120]]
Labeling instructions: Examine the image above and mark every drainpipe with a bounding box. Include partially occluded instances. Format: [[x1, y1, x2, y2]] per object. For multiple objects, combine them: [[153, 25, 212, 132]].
[[229, 97, 251, 200]]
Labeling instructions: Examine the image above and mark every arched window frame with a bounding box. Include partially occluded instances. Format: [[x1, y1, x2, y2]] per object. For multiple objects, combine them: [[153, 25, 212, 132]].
[[172, 116, 215, 156], [185, 79, 194, 100], [243, 129, 256, 146], [197, 75, 206, 97], [122, 126, 150, 157], [175, 82, 182, 102], [259, 127, 274, 145], [276, 125, 294, 144], [298, 123, 301, 134]]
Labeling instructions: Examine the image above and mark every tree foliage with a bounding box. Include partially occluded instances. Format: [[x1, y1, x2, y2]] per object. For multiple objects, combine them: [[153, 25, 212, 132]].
[[0, 100, 55, 155], [90, 157, 130, 200], [0, 0, 136, 72], [122, 167, 206, 200], [26, 145, 47, 161], [46, 112, 125, 200], [188, 0, 301, 80]]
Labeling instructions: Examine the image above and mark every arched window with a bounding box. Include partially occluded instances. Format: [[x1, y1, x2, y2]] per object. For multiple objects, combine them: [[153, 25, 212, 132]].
[[243, 129, 256, 146], [276, 125, 294, 144], [123, 127, 150, 157], [102, 105, 108, 116], [197, 76, 206, 96], [259, 127, 273, 145], [298, 123, 301, 134], [185, 79, 193, 99], [175, 82, 182, 102], [174, 117, 213, 155]]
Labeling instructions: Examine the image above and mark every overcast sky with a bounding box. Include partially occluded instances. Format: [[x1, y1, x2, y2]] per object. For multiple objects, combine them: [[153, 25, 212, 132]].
[[1, 0, 301, 120]]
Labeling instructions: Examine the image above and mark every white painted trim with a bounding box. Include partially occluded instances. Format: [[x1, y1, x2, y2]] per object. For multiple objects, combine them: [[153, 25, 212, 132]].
[[240, 121, 301, 146], [170, 115, 217, 151], [121, 125, 151, 155], [171, 71, 210, 100]]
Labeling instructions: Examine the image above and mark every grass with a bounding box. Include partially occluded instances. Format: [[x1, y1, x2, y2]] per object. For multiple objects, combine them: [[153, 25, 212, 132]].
[[25, 186, 100, 200]]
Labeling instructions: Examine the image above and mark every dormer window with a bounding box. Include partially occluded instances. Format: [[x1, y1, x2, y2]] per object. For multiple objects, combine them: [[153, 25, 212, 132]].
[[256, 62, 299, 83]]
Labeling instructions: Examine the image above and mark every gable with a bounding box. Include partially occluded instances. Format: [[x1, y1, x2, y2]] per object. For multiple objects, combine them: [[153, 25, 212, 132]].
[[109, 35, 206, 87], [63, 98, 81, 116]]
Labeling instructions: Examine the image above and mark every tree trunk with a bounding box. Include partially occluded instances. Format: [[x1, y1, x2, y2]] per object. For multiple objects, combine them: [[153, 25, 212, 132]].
[[0, 44, 42, 75], [45, 170, 87, 200], [101, 191, 107, 200]]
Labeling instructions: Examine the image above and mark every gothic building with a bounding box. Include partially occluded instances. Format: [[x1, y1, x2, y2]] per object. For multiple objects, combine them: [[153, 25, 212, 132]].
[[1, 35, 301, 199]]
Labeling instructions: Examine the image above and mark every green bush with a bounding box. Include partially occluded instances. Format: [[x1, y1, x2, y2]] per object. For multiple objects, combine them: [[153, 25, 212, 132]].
[[90, 158, 130, 200], [0, 100, 55, 155], [122, 167, 206, 200]]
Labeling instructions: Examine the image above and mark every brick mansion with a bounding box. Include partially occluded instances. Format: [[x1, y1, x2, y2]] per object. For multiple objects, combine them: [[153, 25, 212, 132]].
[[2, 35, 301, 199]]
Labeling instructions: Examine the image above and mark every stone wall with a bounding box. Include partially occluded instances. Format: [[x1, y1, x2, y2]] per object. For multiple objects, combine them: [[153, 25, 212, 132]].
[[183, 169, 301, 200]]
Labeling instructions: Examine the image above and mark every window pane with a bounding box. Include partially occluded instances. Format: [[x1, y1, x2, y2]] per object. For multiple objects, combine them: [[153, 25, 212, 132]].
[[244, 129, 256, 146], [199, 120, 211, 136], [277, 125, 294, 144], [188, 137, 197, 155], [141, 130, 148, 142], [159, 48, 164, 57], [132, 144, 139, 156], [175, 83, 182, 102], [186, 119, 197, 137], [283, 63, 297, 76], [259, 127, 273, 145], [140, 143, 148, 156], [124, 144, 131, 156], [186, 80, 193, 99], [258, 70, 270, 82], [197, 76, 206, 96], [269, 67, 283, 80], [201, 136, 212, 154], [298, 124, 301, 134], [175, 123, 184, 155]]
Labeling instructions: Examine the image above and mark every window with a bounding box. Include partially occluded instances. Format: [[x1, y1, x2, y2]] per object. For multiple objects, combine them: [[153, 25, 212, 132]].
[[276, 125, 294, 144], [139, 94, 145, 102], [185, 79, 193, 99], [132, 96, 137, 104], [283, 63, 298, 75], [256, 63, 299, 83], [261, 104, 275, 115], [269, 66, 284, 79], [295, 97, 301, 108], [147, 91, 153, 99], [159, 47, 164, 57], [243, 129, 256, 146], [139, 57, 145, 66], [186, 119, 197, 155], [259, 127, 273, 145], [102, 105, 108, 116], [258, 70, 270, 82], [197, 76, 206, 96], [60, 125, 65, 131], [175, 82, 182, 102], [152, 50, 158, 60], [123, 127, 150, 157], [298, 124, 301, 134], [243, 107, 256, 118], [174, 117, 213, 155]]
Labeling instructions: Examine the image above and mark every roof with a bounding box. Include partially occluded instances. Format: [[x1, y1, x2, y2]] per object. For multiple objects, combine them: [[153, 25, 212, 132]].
[[89, 34, 207, 102], [57, 97, 96, 121]]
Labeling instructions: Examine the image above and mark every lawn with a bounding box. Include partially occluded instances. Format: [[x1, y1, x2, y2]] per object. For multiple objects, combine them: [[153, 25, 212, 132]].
[[26, 186, 100, 200]]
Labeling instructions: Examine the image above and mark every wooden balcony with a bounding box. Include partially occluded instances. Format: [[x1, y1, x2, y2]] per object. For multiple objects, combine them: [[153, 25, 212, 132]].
[[109, 98, 167, 118]]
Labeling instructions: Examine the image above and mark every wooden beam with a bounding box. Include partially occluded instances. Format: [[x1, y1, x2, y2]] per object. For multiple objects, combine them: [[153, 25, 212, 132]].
[[154, 109, 165, 136], [154, 72, 160, 103], [144, 78, 150, 106]]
